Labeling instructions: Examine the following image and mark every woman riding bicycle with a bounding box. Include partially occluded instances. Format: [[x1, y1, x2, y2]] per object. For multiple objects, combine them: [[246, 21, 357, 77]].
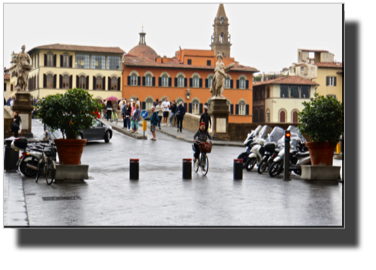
[[193, 122, 212, 165]]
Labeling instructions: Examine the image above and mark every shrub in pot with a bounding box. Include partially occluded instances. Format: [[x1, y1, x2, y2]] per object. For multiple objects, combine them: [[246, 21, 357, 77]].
[[298, 93, 343, 166], [37, 88, 103, 165]]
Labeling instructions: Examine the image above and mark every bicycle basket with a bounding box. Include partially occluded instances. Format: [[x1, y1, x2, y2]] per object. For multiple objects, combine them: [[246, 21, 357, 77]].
[[198, 142, 212, 153]]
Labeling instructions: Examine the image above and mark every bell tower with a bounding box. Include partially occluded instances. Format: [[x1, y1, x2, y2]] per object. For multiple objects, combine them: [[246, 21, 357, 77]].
[[210, 4, 232, 58]]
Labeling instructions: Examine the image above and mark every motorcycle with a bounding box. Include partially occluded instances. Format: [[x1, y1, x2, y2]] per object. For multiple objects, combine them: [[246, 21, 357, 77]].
[[245, 125, 273, 171], [237, 125, 262, 168], [257, 126, 285, 174], [268, 137, 311, 177], [12, 137, 56, 178]]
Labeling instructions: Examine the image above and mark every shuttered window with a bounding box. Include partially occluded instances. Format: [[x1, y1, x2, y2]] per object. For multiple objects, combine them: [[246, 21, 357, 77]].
[[62, 75, 69, 89], [111, 77, 118, 90], [161, 75, 169, 87], [47, 74, 54, 88], [239, 78, 246, 89], [280, 111, 286, 123], [239, 101, 246, 115], [62, 55, 70, 67], [145, 74, 152, 86], [192, 75, 199, 88], [131, 74, 138, 86], [177, 75, 184, 87], [96, 76, 103, 90], [47, 55, 54, 67], [146, 98, 153, 110], [208, 75, 213, 88], [192, 100, 199, 114], [225, 76, 231, 89], [293, 111, 298, 123], [79, 76, 86, 89]]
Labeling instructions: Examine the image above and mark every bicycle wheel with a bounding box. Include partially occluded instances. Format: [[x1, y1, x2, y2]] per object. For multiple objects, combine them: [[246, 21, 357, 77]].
[[200, 153, 209, 176], [35, 159, 44, 183], [194, 156, 199, 173], [45, 159, 55, 185]]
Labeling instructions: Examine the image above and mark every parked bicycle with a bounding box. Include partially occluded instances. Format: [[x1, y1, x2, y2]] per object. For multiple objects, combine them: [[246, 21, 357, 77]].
[[35, 143, 56, 185]]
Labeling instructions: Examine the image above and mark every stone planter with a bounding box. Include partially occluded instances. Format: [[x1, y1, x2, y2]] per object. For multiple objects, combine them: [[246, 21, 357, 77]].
[[54, 139, 87, 165], [306, 142, 336, 166]]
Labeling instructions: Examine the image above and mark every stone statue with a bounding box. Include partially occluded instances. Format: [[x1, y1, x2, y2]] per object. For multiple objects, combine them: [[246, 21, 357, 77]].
[[210, 52, 235, 98], [13, 45, 32, 91]]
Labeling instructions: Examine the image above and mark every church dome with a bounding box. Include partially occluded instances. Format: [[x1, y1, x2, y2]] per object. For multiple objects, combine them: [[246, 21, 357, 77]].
[[128, 44, 158, 60]]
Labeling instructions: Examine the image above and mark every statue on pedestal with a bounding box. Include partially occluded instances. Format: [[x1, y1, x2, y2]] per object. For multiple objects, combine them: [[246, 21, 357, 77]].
[[210, 52, 235, 98], [13, 45, 32, 91]]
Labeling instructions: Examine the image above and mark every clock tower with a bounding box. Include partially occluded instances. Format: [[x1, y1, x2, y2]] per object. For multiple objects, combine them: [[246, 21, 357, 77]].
[[210, 4, 232, 58]]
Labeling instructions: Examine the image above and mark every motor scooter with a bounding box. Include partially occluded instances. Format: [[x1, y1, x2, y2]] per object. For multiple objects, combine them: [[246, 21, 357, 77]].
[[237, 125, 262, 168], [268, 138, 311, 177], [245, 125, 273, 171]]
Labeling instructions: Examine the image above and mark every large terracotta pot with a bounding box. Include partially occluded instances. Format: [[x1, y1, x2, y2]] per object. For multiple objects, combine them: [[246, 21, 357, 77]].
[[306, 142, 336, 166], [54, 139, 87, 165]]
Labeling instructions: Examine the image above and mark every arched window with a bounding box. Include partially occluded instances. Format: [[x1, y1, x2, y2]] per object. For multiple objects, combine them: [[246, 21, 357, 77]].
[[192, 75, 199, 88], [47, 54, 54, 67], [260, 109, 264, 122], [96, 76, 102, 90], [176, 99, 184, 106], [266, 87, 270, 98], [226, 101, 231, 113], [280, 111, 286, 123], [161, 74, 168, 87], [145, 74, 152, 86], [266, 110, 270, 123], [177, 75, 184, 87], [111, 77, 118, 90], [239, 101, 246, 115], [47, 74, 54, 88], [293, 111, 298, 123], [239, 77, 246, 89], [79, 76, 86, 89], [192, 100, 199, 114], [253, 109, 259, 122], [62, 75, 69, 89], [146, 98, 153, 110], [220, 32, 224, 43], [225, 75, 231, 89], [208, 75, 213, 88], [62, 55, 70, 67], [131, 74, 138, 86]]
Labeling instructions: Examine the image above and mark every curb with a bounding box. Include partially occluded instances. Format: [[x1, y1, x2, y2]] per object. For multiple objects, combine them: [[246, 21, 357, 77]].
[[102, 120, 147, 140]]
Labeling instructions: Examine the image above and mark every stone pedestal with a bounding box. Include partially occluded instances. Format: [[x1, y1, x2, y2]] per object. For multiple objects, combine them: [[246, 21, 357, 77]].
[[208, 97, 231, 141], [54, 164, 89, 182], [301, 165, 341, 184], [11, 92, 33, 137]]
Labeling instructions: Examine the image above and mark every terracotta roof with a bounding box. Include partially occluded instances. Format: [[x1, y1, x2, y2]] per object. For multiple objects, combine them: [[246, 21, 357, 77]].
[[28, 43, 125, 54], [123, 56, 259, 72], [128, 44, 158, 60], [253, 76, 319, 86], [4, 74, 10, 80], [314, 62, 343, 68], [298, 49, 329, 53]]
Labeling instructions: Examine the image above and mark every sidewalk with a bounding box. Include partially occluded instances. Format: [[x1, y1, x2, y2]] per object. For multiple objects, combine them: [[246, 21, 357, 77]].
[[100, 118, 147, 140]]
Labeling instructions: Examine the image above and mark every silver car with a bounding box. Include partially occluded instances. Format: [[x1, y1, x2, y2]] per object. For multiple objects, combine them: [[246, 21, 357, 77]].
[[46, 119, 113, 143]]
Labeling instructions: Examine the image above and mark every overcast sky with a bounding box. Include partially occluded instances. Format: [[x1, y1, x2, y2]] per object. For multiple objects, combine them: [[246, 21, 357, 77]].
[[3, 3, 342, 74]]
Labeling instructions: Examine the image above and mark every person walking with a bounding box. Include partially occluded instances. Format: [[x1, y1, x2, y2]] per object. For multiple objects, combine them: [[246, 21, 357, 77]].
[[169, 100, 177, 127], [124, 103, 132, 130], [121, 101, 127, 128], [162, 98, 170, 126], [176, 102, 186, 133], [10, 97, 14, 107], [155, 100, 164, 130], [199, 105, 211, 133], [106, 100, 113, 121], [131, 103, 141, 133], [150, 106, 158, 141], [153, 98, 159, 107], [10, 111, 22, 138], [6, 97, 12, 106]]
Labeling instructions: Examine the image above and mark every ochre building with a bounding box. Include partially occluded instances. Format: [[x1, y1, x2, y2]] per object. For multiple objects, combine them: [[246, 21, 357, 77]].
[[122, 4, 258, 123]]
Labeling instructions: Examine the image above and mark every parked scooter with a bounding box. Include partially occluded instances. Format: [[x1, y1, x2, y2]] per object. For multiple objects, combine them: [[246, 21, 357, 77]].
[[11, 137, 56, 178], [257, 126, 285, 174], [268, 137, 311, 177], [237, 125, 262, 168], [245, 125, 273, 171]]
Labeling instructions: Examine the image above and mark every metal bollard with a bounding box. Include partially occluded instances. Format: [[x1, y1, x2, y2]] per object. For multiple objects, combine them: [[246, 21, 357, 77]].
[[130, 159, 139, 180], [182, 159, 192, 179], [4, 139, 19, 172], [233, 159, 243, 180]]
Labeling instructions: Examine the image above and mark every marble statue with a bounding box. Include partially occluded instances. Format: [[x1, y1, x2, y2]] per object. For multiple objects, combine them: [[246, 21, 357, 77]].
[[13, 45, 32, 91], [210, 52, 235, 98]]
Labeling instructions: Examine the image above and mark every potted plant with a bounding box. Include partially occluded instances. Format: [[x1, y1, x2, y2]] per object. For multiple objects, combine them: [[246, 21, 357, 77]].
[[298, 93, 343, 166], [37, 88, 103, 165]]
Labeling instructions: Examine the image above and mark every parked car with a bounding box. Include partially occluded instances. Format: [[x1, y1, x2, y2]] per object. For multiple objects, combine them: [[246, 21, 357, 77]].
[[46, 119, 113, 143]]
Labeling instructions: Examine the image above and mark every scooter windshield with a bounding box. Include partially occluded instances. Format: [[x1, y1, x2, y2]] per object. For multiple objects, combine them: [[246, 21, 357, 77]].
[[253, 125, 263, 137], [258, 125, 273, 139], [287, 125, 307, 143], [267, 126, 285, 143]]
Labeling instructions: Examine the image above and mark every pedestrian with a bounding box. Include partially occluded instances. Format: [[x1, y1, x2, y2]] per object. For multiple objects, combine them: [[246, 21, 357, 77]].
[[136, 98, 140, 108], [155, 100, 164, 130], [125, 102, 132, 130], [131, 103, 141, 133], [10, 110, 22, 138], [150, 106, 158, 141], [169, 100, 177, 127], [106, 100, 113, 121], [10, 97, 14, 107], [199, 105, 211, 133], [176, 101, 186, 133], [162, 97, 170, 126], [153, 98, 159, 107], [121, 101, 127, 128], [6, 97, 12, 106]]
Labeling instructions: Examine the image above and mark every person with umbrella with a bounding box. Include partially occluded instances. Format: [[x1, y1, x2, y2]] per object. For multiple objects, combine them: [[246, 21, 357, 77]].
[[105, 96, 119, 121]]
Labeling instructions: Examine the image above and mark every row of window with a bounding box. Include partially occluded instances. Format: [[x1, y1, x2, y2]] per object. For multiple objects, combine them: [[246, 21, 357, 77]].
[[186, 59, 211, 66], [40, 53, 121, 70], [128, 74, 250, 89], [255, 109, 299, 123], [279, 85, 311, 98], [326, 76, 337, 86], [41, 74, 120, 91]]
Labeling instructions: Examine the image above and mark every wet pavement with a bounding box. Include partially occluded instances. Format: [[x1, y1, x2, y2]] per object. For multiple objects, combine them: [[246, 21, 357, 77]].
[[6, 119, 343, 226]]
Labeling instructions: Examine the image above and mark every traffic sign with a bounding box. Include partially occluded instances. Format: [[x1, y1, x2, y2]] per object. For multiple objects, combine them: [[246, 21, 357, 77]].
[[141, 110, 148, 118]]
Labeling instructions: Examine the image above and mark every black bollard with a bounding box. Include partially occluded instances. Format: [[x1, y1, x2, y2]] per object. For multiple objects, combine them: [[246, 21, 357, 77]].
[[4, 139, 19, 172], [182, 159, 192, 179], [284, 131, 291, 181], [233, 159, 243, 180], [130, 159, 139, 180]]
